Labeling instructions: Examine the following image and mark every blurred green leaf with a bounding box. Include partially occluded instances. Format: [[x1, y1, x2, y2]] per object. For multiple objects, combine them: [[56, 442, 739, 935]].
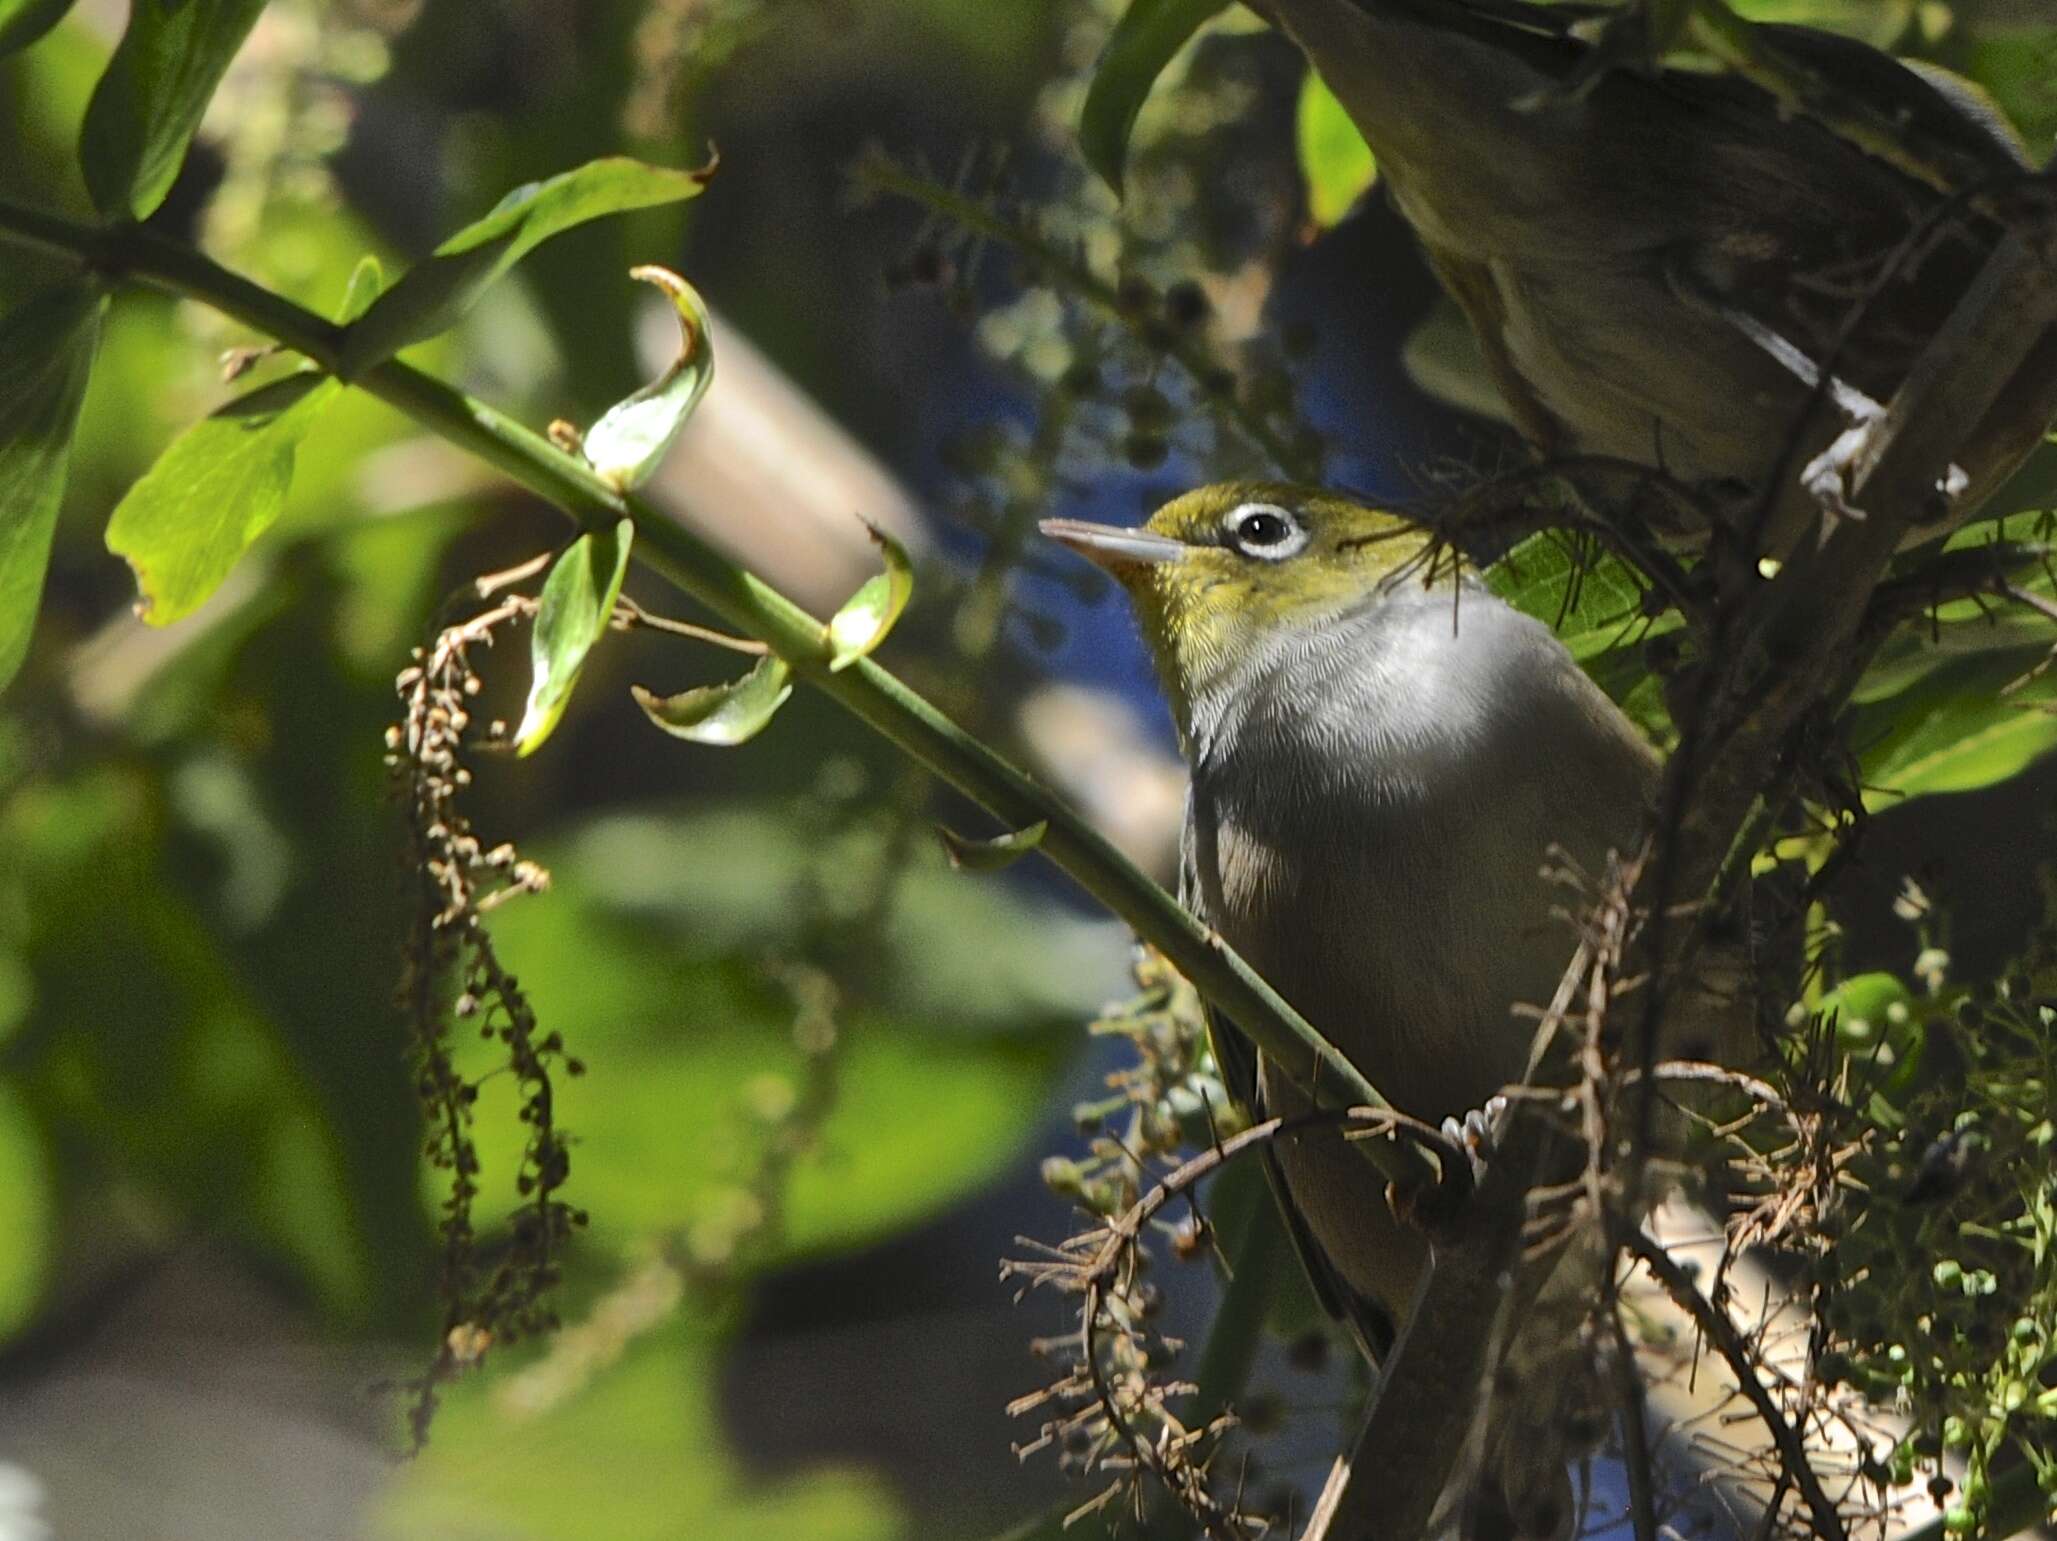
[[375, 1316, 902, 1541], [1296, 70, 1375, 228], [939, 819, 1046, 872], [555, 805, 1129, 1032], [338, 255, 385, 323], [0, 282, 101, 693], [341, 157, 716, 374], [78, 0, 268, 220], [1963, 27, 2057, 157], [0, 0, 74, 59], [1401, 297, 1512, 425], [1080, 0, 1230, 195], [826, 522, 913, 671], [105, 371, 343, 626], [1819, 971, 1917, 1050], [582, 266, 713, 493], [1850, 645, 2057, 805], [1728, 0, 1913, 48], [0, 1081, 52, 1336], [5, 767, 377, 1319], [461, 831, 1083, 1260], [515, 521, 634, 757], [633, 655, 792, 746]]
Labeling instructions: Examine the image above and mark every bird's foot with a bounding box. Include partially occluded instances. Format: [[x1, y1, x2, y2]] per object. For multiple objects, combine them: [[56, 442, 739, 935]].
[[1440, 1093, 1510, 1183], [1801, 404, 1970, 544]]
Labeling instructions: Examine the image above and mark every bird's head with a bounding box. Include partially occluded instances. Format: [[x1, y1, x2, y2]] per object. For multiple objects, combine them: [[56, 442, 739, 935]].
[[1042, 483, 1443, 724]]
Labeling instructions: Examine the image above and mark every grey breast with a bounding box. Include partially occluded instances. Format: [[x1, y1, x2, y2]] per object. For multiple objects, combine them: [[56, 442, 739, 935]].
[[1181, 582, 1659, 1119], [1179, 581, 1659, 1316]]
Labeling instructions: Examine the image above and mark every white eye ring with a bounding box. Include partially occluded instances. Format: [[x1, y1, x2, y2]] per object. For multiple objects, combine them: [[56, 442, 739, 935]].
[[1223, 501, 1307, 561]]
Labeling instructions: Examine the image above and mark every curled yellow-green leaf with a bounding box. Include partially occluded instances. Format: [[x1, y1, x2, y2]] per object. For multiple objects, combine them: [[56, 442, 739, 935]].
[[826, 520, 914, 672], [582, 265, 715, 493], [632, 655, 792, 747], [938, 819, 1048, 872], [513, 520, 634, 757]]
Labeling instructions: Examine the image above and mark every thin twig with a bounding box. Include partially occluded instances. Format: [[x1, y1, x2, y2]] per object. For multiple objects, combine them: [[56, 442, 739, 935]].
[[1625, 1229, 1848, 1541]]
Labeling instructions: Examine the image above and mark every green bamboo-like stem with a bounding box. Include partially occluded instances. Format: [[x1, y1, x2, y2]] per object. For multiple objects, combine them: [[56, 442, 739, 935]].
[[0, 196, 1429, 1189]]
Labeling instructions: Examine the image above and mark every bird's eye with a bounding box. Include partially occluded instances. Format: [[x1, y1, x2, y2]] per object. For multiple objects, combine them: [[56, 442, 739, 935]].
[[1224, 502, 1306, 560]]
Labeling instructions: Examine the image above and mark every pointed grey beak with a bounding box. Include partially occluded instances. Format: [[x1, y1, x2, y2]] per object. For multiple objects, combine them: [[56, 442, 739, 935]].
[[1039, 518, 1187, 573]]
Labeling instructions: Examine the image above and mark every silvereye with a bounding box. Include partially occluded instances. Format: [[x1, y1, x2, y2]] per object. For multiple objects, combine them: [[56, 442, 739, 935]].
[[1246, 0, 2054, 552], [1046, 484, 1746, 1538]]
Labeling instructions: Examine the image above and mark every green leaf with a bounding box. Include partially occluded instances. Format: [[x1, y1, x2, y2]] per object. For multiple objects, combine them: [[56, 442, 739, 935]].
[[1486, 531, 1672, 662], [340, 156, 717, 375], [0, 0, 76, 59], [0, 283, 102, 694], [337, 254, 384, 323], [1818, 971, 1915, 1049], [105, 371, 344, 626], [515, 521, 634, 758], [1296, 70, 1376, 228], [826, 521, 913, 671], [633, 655, 791, 746], [78, 0, 269, 220], [938, 819, 1047, 872], [1851, 517, 2055, 703], [0, 1081, 52, 1336], [1850, 646, 2057, 805], [1079, 0, 1230, 195], [581, 266, 715, 493]]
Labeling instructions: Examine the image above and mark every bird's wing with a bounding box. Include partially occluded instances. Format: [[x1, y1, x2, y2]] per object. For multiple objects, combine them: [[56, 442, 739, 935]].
[[1181, 821, 1397, 1364]]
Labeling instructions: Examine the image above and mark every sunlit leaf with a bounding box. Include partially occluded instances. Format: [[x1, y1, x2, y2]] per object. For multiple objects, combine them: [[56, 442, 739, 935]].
[[633, 655, 791, 746], [938, 819, 1047, 872], [341, 156, 717, 375], [1296, 70, 1375, 228], [0, 0, 74, 59], [582, 266, 715, 493], [1486, 531, 1673, 662], [0, 1082, 52, 1336], [826, 521, 913, 671], [78, 0, 268, 220], [1851, 645, 2057, 805], [105, 371, 344, 626], [515, 521, 634, 757], [0, 283, 102, 693], [1079, 0, 1230, 195]]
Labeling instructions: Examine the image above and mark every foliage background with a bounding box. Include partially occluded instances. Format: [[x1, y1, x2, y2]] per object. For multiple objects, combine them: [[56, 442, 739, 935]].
[[0, 2, 2053, 1539]]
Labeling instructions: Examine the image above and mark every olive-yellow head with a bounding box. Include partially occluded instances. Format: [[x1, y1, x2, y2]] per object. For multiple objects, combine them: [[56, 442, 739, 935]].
[[1042, 482, 1443, 734]]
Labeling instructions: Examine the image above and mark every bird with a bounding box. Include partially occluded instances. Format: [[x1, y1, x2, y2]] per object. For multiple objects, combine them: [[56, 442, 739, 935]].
[[1044, 483, 1750, 1538], [1244, 0, 2054, 552]]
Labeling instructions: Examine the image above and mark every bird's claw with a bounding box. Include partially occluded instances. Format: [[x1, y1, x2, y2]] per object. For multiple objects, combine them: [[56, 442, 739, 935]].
[[1801, 406, 1970, 545], [1440, 1093, 1510, 1182]]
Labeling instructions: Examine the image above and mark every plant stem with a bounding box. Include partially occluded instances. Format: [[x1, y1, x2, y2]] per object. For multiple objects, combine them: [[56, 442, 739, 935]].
[[0, 197, 1426, 1187]]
